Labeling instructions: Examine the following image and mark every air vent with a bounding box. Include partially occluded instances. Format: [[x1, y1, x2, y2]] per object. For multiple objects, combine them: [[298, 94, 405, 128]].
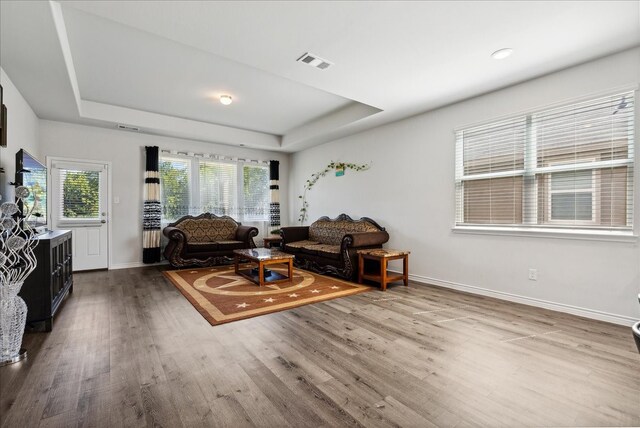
[[117, 124, 140, 132], [296, 52, 333, 70]]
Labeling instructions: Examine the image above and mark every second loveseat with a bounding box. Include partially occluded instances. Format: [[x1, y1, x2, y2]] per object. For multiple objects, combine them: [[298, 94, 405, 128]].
[[280, 213, 389, 279]]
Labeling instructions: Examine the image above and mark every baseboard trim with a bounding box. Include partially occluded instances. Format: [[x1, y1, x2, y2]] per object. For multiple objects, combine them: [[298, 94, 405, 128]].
[[109, 261, 168, 270], [389, 270, 637, 327]]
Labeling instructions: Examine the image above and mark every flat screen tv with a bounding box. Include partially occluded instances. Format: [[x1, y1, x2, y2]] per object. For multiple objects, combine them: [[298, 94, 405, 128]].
[[15, 149, 47, 232]]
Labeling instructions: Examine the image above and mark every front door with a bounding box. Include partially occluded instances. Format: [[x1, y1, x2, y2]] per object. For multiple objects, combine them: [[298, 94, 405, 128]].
[[50, 159, 109, 271]]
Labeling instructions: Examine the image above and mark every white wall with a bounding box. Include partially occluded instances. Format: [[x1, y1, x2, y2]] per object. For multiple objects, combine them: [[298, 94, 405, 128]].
[[0, 67, 41, 202], [39, 120, 289, 269], [289, 48, 640, 324]]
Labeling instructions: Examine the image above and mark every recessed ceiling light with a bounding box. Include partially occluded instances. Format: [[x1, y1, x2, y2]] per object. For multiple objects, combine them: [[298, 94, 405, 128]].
[[220, 95, 233, 105], [491, 48, 513, 60]]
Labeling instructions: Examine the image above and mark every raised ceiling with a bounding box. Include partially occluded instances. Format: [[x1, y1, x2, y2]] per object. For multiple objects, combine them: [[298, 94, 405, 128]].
[[1, 1, 639, 152]]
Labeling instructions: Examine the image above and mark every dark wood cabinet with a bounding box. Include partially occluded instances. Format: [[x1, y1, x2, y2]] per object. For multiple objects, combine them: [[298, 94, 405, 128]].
[[19, 230, 73, 331]]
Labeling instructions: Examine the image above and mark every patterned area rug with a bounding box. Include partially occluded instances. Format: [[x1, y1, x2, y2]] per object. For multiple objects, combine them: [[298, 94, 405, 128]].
[[162, 265, 370, 325]]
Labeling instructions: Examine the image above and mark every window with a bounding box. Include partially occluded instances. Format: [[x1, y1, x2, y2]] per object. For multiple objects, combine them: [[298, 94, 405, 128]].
[[199, 161, 237, 216], [455, 91, 635, 233], [242, 164, 270, 221], [159, 157, 191, 222], [60, 169, 101, 220], [548, 166, 596, 224], [159, 153, 270, 223]]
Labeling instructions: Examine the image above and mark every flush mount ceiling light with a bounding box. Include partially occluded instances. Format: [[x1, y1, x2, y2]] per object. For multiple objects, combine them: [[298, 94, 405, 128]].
[[219, 95, 233, 105], [491, 48, 514, 60]]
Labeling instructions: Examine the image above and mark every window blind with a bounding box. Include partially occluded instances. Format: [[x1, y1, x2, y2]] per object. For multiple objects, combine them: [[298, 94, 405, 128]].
[[159, 157, 191, 221], [456, 91, 635, 232], [159, 153, 271, 223], [199, 161, 238, 217], [242, 164, 269, 221], [59, 169, 101, 220], [456, 117, 527, 225]]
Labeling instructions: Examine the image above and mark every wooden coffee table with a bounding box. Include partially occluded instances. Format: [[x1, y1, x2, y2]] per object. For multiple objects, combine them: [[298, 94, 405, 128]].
[[357, 248, 410, 291], [233, 248, 294, 287]]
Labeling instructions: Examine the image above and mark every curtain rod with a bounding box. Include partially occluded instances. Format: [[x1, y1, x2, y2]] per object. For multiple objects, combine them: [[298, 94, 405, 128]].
[[160, 149, 269, 165]]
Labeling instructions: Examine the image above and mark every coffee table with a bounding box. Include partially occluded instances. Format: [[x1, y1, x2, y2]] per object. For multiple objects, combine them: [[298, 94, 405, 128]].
[[233, 248, 295, 287]]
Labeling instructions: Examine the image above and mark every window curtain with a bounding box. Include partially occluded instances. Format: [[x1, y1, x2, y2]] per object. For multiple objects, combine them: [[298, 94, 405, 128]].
[[143, 146, 162, 263], [269, 160, 281, 233]]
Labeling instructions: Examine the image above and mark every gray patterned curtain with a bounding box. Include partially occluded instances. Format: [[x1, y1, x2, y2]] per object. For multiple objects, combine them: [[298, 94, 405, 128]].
[[143, 146, 161, 263], [269, 160, 280, 233]]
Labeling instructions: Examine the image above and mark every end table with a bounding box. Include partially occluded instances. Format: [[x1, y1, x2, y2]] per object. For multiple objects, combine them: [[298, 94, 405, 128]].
[[358, 249, 410, 291], [263, 236, 283, 249]]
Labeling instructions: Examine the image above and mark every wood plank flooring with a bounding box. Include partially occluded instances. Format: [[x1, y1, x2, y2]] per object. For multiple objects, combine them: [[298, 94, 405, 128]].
[[1, 266, 639, 427]]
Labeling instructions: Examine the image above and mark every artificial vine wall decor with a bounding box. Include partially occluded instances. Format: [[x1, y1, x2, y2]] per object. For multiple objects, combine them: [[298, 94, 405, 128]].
[[298, 161, 371, 224]]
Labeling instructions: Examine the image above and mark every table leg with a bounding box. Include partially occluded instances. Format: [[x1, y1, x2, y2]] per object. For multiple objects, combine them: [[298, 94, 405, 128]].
[[381, 258, 388, 291], [358, 254, 364, 284], [403, 255, 409, 286], [234, 254, 240, 274], [288, 259, 293, 283], [259, 261, 265, 286]]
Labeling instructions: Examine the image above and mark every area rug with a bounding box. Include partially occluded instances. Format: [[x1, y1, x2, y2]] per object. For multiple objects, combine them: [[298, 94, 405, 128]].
[[162, 265, 370, 326]]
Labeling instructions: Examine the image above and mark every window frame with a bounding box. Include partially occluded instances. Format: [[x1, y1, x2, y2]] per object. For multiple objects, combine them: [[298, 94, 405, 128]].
[[546, 159, 598, 226], [454, 89, 636, 240], [158, 155, 192, 223], [57, 168, 103, 226], [158, 153, 271, 223]]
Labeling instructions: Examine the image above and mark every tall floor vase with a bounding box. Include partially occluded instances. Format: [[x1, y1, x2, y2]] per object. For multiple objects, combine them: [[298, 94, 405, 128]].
[[0, 281, 27, 365]]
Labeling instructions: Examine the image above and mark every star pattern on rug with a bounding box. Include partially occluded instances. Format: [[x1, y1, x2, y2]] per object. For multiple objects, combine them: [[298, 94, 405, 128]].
[[236, 302, 249, 308], [310, 289, 321, 294], [288, 293, 299, 298], [330, 286, 340, 289], [263, 298, 275, 303]]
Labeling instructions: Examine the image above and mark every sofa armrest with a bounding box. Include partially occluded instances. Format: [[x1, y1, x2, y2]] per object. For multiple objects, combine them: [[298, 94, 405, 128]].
[[281, 226, 309, 244], [236, 225, 259, 244], [163, 226, 186, 241], [343, 231, 390, 248]]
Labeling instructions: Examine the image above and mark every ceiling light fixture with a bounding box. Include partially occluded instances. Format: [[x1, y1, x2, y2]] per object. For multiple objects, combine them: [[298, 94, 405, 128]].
[[219, 95, 233, 105], [491, 48, 513, 60]]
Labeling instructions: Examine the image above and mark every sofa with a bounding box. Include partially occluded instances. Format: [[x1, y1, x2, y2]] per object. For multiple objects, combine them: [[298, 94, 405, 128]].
[[163, 213, 258, 267], [633, 294, 640, 354], [280, 213, 389, 280]]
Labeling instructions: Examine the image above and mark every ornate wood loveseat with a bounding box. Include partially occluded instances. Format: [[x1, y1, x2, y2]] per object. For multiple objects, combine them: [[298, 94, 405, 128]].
[[280, 214, 389, 279], [163, 213, 258, 267]]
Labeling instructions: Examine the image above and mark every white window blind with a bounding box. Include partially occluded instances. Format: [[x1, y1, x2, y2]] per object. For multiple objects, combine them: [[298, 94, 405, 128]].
[[59, 169, 101, 220], [199, 161, 238, 217], [455, 91, 635, 232], [242, 164, 269, 221], [159, 153, 271, 223], [159, 157, 191, 222]]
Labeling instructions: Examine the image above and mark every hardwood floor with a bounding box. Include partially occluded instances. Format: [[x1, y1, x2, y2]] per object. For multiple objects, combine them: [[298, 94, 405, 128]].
[[1, 266, 638, 427]]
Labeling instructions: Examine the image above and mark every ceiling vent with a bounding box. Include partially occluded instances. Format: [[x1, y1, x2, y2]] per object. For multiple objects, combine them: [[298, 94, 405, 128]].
[[296, 52, 333, 70], [117, 124, 140, 132]]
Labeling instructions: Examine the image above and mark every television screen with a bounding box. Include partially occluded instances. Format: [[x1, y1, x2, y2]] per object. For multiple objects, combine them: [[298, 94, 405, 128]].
[[16, 149, 47, 230]]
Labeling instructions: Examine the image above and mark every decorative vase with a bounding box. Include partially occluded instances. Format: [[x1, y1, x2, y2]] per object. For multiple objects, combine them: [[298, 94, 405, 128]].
[[0, 281, 27, 364], [0, 189, 39, 366]]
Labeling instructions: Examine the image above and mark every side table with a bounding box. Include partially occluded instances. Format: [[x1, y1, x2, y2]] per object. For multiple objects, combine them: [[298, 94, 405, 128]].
[[263, 236, 283, 249], [358, 249, 410, 291]]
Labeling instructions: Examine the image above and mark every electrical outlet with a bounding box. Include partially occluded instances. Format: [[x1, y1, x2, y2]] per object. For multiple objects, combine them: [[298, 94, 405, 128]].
[[528, 268, 538, 281]]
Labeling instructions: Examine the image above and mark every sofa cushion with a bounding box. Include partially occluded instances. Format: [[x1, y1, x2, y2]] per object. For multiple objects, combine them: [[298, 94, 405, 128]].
[[308, 220, 380, 245], [178, 218, 238, 242], [216, 240, 246, 250], [187, 242, 219, 253], [285, 240, 319, 249], [313, 244, 342, 260]]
